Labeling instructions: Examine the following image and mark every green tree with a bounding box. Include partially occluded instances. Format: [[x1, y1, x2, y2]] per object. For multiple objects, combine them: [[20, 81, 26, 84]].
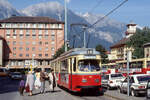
[[53, 45, 71, 59], [95, 44, 108, 64], [126, 27, 150, 58], [53, 45, 65, 59]]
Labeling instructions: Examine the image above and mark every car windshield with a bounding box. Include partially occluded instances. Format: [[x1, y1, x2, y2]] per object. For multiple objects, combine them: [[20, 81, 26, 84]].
[[78, 60, 100, 72], [137, 75, 150, 82], [111, 74, 123, 78]]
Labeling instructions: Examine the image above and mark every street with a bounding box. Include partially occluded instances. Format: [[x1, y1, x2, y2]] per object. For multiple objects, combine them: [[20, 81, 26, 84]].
[[0, 77, 115, 100]]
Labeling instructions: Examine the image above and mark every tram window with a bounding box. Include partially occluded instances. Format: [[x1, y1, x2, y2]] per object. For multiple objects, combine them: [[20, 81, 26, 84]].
[[70, 58, 72, 72], [78, 60, 100, 72], [73, 58, 76, 72], [61, 59, 68, 72]]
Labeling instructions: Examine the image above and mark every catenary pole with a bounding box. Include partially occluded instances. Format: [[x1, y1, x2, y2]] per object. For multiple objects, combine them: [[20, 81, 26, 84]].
[[64, 0, 67, 52]]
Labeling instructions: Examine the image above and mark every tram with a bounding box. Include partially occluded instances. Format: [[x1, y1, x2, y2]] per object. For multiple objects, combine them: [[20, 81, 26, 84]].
[[50, 48, 102, 92]]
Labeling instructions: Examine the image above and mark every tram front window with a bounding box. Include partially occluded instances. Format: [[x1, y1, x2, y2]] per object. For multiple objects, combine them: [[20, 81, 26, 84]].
[[78, 60, 100, 72]]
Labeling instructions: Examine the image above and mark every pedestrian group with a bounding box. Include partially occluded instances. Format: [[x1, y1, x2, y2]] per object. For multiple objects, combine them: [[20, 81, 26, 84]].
[[19, 68, 57, 96]]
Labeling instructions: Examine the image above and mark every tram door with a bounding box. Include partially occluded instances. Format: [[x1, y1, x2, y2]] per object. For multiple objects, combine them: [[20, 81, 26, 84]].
[[70, 58, 72, 90]]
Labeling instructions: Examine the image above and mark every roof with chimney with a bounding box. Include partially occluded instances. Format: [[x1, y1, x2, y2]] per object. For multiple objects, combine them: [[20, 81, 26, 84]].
[[0, 16, 64, 24]]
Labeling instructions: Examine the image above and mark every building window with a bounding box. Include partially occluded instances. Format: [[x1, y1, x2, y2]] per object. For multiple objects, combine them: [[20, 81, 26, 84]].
[[32, 47, 35, 51], [51, 47, 55, 51], [39, 41, 42, 45], [45, 54, 48, 57], [39, 30, 42, 35], [26, 54, 29, 57], [19, 47, 23, 51], [19, 42, 23, 45], [39, 54, 42, 57], [6, 24, 11, 28], [39, 47, 42, 51], [51, 30, 55, 35], [13, 29, 17, 35], [45, 35, 48, 39], [13, 47, 16, 51], [51, 41, 55, 45], [26, 47, 29, 51], [19, 54, 23, 57], [32, 30, 36, 35], [45, 42, 48, 45], [13, 53, 16, 57], [45, 47, 48, 51], [6, 30, 10, 35], [33, 24, 36, 28], [26, 30, 30, 35], [38, 24, 43, 28], [51, 35, 55, 41], [38, 36, 42, 39], [32, 41, 36, 45], [13, 41, 16, 45], [26, 41, 30, 45], [58, 24, 62, 28], [6, 36, 10, 39], [45, 24, 49, 28], [19, 24, 24, 28]]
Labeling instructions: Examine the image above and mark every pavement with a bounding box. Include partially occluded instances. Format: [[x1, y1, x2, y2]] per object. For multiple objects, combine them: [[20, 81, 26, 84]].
[[104, 89, 147, 100]]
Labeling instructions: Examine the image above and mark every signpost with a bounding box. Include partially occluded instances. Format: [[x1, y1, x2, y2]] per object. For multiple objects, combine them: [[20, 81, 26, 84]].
[[127, 50, 132, 96]]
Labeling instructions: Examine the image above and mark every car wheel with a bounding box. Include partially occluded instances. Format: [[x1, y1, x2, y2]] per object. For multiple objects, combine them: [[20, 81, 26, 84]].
[[107, 85, 111, 90], [131, 89, 136, 96], [118, 87, 122, 93]]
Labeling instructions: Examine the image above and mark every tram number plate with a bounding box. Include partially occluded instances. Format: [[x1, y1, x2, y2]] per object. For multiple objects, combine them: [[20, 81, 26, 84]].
[[84, 55, 96, 59]]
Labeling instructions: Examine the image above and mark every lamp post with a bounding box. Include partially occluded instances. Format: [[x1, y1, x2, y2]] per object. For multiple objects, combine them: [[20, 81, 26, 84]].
[[64, 0, 68, 52], [127, 50, 132, 96], [31, 54, 35, 71]]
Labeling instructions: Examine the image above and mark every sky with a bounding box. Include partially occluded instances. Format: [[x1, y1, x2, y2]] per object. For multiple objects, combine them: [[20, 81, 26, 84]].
[[7, 0, 150, 27]]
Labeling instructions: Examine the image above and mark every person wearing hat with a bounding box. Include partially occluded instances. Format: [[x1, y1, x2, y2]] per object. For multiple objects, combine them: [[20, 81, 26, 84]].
[[25, 71, 34, 96]]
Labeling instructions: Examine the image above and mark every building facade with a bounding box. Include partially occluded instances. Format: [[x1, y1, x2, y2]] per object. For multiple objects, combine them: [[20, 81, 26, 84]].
[[0, 16, 64, 69], [108, 22, 136, 62]]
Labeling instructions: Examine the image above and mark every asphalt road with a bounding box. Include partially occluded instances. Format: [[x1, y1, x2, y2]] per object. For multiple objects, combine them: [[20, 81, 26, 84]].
[[0, 77, 115, 100]]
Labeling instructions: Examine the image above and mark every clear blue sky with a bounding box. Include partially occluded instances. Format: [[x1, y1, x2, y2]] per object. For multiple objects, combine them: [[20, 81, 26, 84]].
[[7, 0, 150, 27]]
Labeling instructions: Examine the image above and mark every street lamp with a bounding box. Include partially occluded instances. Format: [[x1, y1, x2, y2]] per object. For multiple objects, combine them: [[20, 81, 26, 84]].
[[64, 0, 68, 52]]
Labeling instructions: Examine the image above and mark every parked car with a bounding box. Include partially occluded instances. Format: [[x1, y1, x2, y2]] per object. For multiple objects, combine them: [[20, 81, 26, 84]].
[[146, 80, 150, 99], [102, 73, 125, 89], [118, 74, 150, 96], [10, 72, 23, 80], [0, 68, 9, 77]]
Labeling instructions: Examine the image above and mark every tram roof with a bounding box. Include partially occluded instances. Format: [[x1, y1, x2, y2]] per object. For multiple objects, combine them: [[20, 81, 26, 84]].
[[60, 48, 100, 57]]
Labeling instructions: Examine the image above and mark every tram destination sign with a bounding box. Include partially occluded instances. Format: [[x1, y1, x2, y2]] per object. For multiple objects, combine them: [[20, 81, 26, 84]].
[[84, 55, 96, 59]]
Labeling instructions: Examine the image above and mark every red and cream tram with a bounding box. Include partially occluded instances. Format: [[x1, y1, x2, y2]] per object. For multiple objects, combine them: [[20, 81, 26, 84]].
[[50, 48, 102, 92]]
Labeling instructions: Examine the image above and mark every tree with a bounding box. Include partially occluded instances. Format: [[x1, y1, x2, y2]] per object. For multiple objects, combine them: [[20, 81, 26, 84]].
[[126, 27, 150, 58], [53, 45, 65, 59], [95, 44, 108, 64], [53, 45, 71, 59]]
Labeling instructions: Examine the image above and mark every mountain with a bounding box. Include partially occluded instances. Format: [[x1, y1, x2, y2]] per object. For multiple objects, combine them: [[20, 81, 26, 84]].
[[0, 0, 21, 19], [0, 0, 126, 49]]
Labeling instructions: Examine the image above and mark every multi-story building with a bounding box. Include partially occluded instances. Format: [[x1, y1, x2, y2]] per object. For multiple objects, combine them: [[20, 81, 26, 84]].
[[108, 22, 136, 62], [0, 16, 64, 69]]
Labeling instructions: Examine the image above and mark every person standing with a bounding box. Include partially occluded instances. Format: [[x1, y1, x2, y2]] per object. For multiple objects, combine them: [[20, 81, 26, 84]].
[[19, 78, 25, 96], [34, 69, 41, 89], [25, 71, 34, 96], [48, 70, 56, 92], [40, 69, 46, 94]]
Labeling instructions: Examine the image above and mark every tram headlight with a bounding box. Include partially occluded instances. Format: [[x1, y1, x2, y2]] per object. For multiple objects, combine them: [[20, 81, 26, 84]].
[[82, 79, 87, 83], [95, 79, 99, 83]]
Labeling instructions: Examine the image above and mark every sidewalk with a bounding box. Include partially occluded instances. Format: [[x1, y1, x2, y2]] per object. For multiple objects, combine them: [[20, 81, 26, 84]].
[[104, 90, 147, 100]]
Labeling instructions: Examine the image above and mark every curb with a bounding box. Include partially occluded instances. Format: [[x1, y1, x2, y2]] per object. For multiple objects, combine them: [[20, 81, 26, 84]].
[[104, 93, 126, 100]]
